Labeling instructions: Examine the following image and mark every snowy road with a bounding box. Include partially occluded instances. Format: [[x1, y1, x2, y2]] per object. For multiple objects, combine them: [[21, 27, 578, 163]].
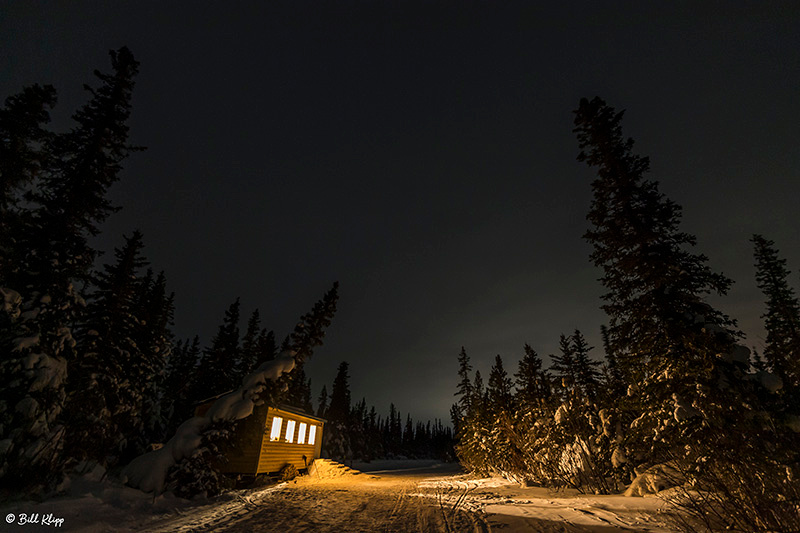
[[142, 461, 676, 533], [0, 461, 676, 532]]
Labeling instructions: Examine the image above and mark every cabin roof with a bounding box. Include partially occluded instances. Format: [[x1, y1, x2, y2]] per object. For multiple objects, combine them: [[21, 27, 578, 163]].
[[273, 403, 326, 423], [192, 392, 325, 423]]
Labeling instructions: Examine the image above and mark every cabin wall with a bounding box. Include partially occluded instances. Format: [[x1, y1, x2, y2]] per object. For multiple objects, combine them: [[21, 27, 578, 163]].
[[192, 400, 324, 476], [258, 407, 324, 474]]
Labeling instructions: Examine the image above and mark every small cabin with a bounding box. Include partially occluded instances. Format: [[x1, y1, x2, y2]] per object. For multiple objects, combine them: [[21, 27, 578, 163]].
[[194, 399, 325, 476]]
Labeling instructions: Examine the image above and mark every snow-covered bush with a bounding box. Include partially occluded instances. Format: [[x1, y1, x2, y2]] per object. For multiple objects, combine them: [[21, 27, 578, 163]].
[[165, 420, 236, 499], [122, 354, 295, 495]]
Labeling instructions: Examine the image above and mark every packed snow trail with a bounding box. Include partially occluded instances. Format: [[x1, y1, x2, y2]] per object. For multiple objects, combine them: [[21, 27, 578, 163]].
[[0, 460, 677, 532], [144, 462, 484, 533], [141, 461, 675, 533]]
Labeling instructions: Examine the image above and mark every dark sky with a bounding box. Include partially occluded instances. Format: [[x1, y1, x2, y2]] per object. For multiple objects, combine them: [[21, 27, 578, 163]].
[[2, 1, 799, 423]]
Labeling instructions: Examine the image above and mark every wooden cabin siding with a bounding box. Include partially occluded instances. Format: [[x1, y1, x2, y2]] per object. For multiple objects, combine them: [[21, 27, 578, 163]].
[[192, 399, 324, 476], [258, 407, 323, 474]]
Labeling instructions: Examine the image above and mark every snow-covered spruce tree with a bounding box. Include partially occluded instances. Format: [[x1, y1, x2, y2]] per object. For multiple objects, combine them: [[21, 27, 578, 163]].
[[485, 355, 522, 477], [235, 309, 263, 383], [571, 330, 602, 401], [550, 334, 578, 396], [0, 48, 139, 494], [531, 333, 618, 493], [402, 414, 414, 456], [163, 336, 201, 435], [316, 385, 328, 418], [508, 345, 561, 485], [599, 324, 626, 399], [450, 346, 473, 440], [0, 83, 56, 276], [285, 359, 313, 414], [190, 298, 242, 402], [574, 96, 747, 470], [323, 361, 353, 461], [127, 269, 174, 458], [65, 231, 148, 468], [455, 369, 492, 474], [752, 234, 800, 397]]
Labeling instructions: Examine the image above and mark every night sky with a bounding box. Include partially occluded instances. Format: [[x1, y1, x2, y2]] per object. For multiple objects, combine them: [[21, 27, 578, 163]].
[[2, 2, 798, 423]]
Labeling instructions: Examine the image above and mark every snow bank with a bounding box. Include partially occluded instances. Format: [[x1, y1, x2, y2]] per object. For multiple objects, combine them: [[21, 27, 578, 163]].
[[122, 353, 296, 494], [624, 463, 683, 497]]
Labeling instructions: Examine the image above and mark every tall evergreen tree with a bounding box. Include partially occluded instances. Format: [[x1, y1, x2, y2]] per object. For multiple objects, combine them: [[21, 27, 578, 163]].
[[574, 97, 736, 382], [0, 48, 140, 492], [192, 299, 241, 400], [574, 96, 747, 467], [487, 354, 513, 413], [285, 282, 339, 365], [550, 334, 577, 392], [129, 269, 174, 456], [571, 329, 601, 400], [317, 385, 329, 418], [66, 231, 147, 466], [599, 324, 626, 398], [514, 344, 549, 408], [254, 328, 277, 366], [752, 234, 800, 390], [323, 361, 352, 460], [454, 347, 473, 415], [164, 336, 201, 434], [0, 83, 56, 278], [285, 360, 313, 413], [451, 346, 473, 437], [327, 361, 351, 422], [236, 309, 262, 381]]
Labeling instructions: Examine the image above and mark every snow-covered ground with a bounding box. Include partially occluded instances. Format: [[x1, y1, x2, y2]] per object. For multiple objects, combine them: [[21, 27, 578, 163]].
[[0, 460, 678, 532]]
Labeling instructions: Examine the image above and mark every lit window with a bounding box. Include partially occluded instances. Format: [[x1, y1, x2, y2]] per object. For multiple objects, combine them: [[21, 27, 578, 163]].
[[269, 417, 283, 441], [308, 425, 317, 445], [285, 420, 296, 443], [298, 422, 307, 444]]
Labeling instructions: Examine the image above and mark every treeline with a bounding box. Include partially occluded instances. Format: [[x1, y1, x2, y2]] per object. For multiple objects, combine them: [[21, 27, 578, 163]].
[[0, 48, 341, 499], [318, 362, 454, 463], [452, 98, 800, 533]]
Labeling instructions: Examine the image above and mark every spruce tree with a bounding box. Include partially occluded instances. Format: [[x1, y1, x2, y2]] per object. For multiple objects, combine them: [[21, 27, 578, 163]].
[[571, 330, 601, 400], [550, 334, 577, 393], [285, 360, 313, 412], [254, 328, 277, 366], [574, 96, 743, 464], [129, 269, 174, 456], [317, 385, 329, 418], [752, 234, 800, 391], [487, 354, 513, 413], [328, 361, 351, 421], [514, 344, 550, 409], [66, 231, 147, 467], [454, 347, 473, 415], [0, 83, 56, 280], [164, 336, 201, 434], [324, 361, 352, 460], [192, 299, 241, 400], [0, 48, 140, 492], [237, 309, 262, 380], [575, 97, 736, 380]]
